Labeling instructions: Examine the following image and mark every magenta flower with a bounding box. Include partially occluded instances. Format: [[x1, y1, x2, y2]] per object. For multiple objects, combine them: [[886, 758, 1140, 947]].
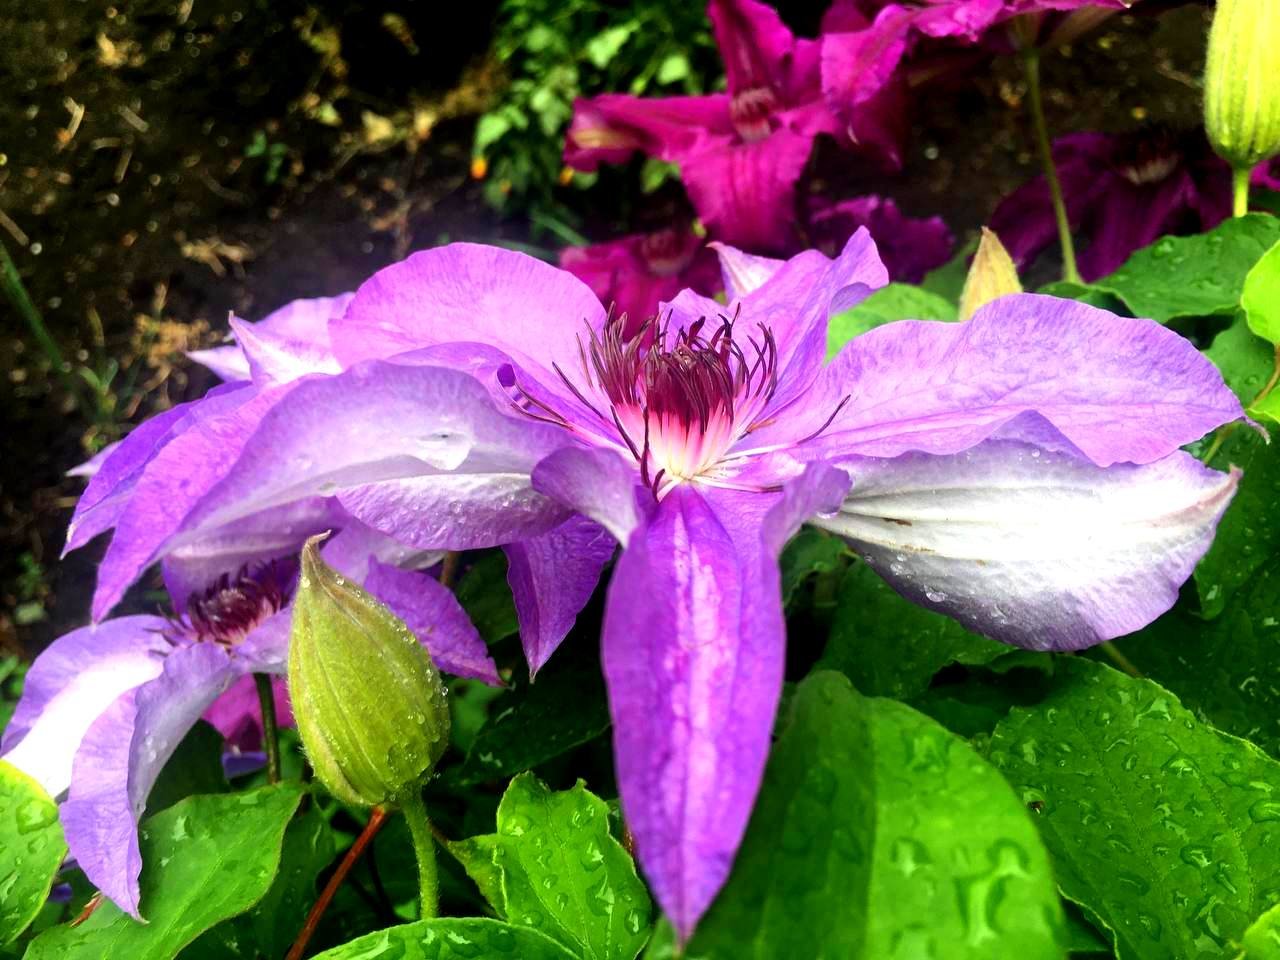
[[820, 0, 1130, 129], [45, 235, 1246, 937], [565, 0, 903, 253], [805, 193, 954, 281], [559, 225, 722, 334], [989, 129, 1280, 280]]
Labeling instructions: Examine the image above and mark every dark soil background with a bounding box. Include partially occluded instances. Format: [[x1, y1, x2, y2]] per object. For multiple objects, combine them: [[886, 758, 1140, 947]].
[[0, 0, 1212, 656]]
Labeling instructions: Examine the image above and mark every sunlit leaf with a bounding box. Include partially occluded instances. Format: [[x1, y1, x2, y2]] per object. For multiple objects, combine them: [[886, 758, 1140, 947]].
[[0, 760, 66, 945]]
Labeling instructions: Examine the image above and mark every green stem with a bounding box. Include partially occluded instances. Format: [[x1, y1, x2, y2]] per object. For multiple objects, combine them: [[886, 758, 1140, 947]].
[[0, 237, 82, 405], [253, 673, 281, 784], [1232, 166, 1251, 218], [399, 790, 439, 919], [1022, 51, 1081, 284], [1099, 641, 1143, 679]]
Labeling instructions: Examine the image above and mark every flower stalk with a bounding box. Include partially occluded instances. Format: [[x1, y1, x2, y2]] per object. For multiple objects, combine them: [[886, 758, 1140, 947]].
[[1022, 50, 1080, 283], [1233, 166, 1251, 218], [398, 790, 439, 919], [253, 673, 281, 784]]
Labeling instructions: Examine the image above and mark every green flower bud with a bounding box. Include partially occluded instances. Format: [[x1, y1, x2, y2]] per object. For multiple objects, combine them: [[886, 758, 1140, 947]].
[[1205, 0, 1280, 170], [288, 536, 450, 807], [959, 227, 1023, 321]]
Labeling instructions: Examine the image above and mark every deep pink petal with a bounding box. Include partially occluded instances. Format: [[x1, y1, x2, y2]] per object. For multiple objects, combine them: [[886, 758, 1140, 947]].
[[504, 515, 616, 675], [564, 94, 733, 171], [203, 673, 294, 752], [603, 465, 847, 939], [709, 0, 800, 97]]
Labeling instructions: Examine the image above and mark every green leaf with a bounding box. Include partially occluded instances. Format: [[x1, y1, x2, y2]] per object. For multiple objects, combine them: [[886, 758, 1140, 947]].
[[1254, 390, 1280, 424], [455, 552, 519, 645], [584, 23, 636, 69], [0, 760, 66, 944], [674, 672, 1064, 959], [827, 283, 956, 358], [1114, 556, 1280, 757], [779, 528, 847, 607], [26, 785, 303, 959], [1242, 903, 1280, 959], [489, 774, 651, 960], [919, 239, 976, 304], [1205, 312, 1276, 406], [1037, 280, 1128, 313], [145, 721, 227, 816], [311, 917, 579, 959], [445, 834, 507, 916], [1243, 239, 1280, 345], [1090, 215, 1280, 324], [988, 659, 1280, 960], [1195, 428, 1280, 618], [819, 562, 1006, 699], [655, 52, 690, 85], [452, 653, 610, 786]]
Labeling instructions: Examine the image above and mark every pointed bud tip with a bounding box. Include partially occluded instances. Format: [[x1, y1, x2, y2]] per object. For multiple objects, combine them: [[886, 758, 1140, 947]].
[[958, 227, 1022, 321]]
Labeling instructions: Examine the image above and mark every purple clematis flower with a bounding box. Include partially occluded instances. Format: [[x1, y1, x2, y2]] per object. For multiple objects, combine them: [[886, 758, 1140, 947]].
[[59, 234, 1245, 937], [6, 295, 502, 919], [805, 193, 954, 281], [565, 0, 903, 253], [990, 128, 1280, 280], [559, 225, 722, 335]]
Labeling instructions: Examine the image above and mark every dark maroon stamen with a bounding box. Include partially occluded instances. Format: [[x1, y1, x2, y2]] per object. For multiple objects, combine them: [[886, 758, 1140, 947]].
[[729, 87, 778, 143], [169, 558, 295, 648]]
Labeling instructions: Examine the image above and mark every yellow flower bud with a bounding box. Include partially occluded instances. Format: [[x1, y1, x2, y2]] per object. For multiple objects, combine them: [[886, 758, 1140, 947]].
[[288, 536, 450, 807], [1205, 0, 1280, 170], [959, 228, 1023, 321]]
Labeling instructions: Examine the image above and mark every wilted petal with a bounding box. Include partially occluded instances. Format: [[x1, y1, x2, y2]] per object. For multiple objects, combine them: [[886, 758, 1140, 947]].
[[603, 466, 846, 939], [789, 293, 1244, 465], [1, 618, 169, 796], [61, 642, 238, 916], [363, 560, 500, 684], [811, 442, 1238, 650], [504, 515, 616, 674]]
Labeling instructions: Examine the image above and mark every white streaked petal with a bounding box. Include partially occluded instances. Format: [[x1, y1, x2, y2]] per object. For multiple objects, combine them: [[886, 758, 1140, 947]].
[[810, 441, 1238, 650]]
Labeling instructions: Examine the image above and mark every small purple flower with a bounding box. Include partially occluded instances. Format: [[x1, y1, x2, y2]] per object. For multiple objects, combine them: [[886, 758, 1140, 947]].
[[58, 236, 1245, 937], [565, 0, 902, 253], [559, 225, 723, 335], [989, 128, 1280, 280], [805, 193, 954, 281]]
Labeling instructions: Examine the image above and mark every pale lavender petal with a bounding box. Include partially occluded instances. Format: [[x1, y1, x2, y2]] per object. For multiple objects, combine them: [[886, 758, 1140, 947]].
[[363, 560, 501, 684], [603, 465, 846, 939], [331, 244, 606, 386], [787, 293, 1244, 466], [229, 317, 342, 384], [1, 617, 169, 795], [94, 363, 570, 619], [66, 442, 120, 478], [321, 516, 443, 583], [235, 609, 293, 672], [531, 445, 646, 545], [504, 516, 616, 675], [253, 293, 353, 341], [811, 442, 1238, 650], [188, 294, 352, 384], [710, 243, 787, 299], [188, 343, 251, 382], [161, 497, 340, 611], [61, 642, 237, 916]]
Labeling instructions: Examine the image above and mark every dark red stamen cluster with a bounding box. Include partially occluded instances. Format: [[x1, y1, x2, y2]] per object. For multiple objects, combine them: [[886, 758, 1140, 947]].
[[729, 87, 778, 142], [1114, 125, 1183, 186], [169, 558, 295, 648]]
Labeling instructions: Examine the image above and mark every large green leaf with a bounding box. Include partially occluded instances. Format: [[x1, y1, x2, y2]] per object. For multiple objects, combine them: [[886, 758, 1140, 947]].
[[181, 804, 336, 959], [310, 917, 579, 959], [454, 774, 651, 960], [1090, 215, 1280, 323], [1243, 239, 1280, 346], [669, 672, 1064, 959], [988, 659, 1280, 960], [0, 760, 66, 944], [1242, 903, 1280, 959], [26, 785, 303, 959], [819, 562, 1006, 699], [826, 283, 956, 358], [1195, 428, 1280, 619], [451, 655, 610, 786], [1205, 313, 1275, 407], [1037, 280, 1128, 313], [1116, 558, 1280, 757]]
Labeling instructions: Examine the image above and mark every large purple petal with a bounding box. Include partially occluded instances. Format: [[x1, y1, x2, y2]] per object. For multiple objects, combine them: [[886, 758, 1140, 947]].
[[94, 362, 571, 618], [1, 617, 169, 795], [679, 130, 814, 254], [811, 441, 1238, 650], [331, 244, 607, 387], [603, 465, 847, 939], [787, 293, 1244, 466], [60, 642, 238, 916], [363, 560, 501, 684], [504, 515, 616, 675], [188, 294, 352, 383], [531, 445, 646, 544]]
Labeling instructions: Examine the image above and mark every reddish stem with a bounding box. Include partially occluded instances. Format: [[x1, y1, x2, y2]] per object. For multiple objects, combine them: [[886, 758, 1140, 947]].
[[286, 806, 389, 960]]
